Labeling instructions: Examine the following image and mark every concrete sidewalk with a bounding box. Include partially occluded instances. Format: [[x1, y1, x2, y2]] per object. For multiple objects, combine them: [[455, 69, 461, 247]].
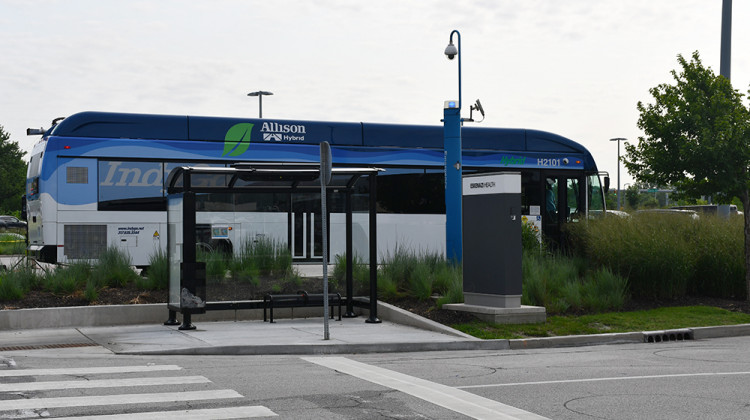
[[2, 300, 750, 355], [0, 302, 500, 356]]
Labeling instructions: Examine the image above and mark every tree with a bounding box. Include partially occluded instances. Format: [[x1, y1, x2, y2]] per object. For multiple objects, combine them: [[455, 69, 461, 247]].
[[623, 51, 750, 298], [0, 125, 27, 215]]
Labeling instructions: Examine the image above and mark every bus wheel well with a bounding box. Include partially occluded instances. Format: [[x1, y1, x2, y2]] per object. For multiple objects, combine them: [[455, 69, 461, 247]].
[[196, 239, 232, 255], [39, 246, 57, 264], [211, 239, 233, 254]]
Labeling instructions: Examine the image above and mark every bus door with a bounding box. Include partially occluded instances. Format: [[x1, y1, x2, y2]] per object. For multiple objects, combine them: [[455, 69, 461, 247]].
[[541, 174, 584, 249], [290, 193, 325, 261]]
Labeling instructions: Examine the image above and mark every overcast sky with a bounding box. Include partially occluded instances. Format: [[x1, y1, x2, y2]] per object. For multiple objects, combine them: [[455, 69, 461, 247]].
[[2, 0, 748, 188]]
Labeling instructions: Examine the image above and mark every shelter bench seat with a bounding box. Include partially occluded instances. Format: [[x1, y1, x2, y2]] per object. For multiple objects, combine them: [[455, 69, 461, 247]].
[[263, 290, 342, 323]]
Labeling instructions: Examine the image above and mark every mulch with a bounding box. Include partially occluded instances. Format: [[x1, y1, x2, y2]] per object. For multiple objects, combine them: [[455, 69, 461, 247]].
[[3, 284, 750, 327]]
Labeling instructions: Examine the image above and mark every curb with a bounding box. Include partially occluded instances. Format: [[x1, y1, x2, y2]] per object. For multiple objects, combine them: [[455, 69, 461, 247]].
[[122, 340, 512, 356], [509, 332, 644, 349], [2, 304, 750, 353], [692, 324, 750, 339]]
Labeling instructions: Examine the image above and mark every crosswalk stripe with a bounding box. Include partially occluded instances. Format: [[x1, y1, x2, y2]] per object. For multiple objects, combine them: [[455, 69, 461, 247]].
[[303, 356, 549, 420], [0, 389, 243, 411], [53, 406, 278, 419], [0, 364, 181, 377], [0, 375, 210, 392]]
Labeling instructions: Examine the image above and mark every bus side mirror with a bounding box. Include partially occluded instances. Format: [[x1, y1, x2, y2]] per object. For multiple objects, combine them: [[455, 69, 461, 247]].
[[603, 176, 610, 194], [21, 195, 27, 221]]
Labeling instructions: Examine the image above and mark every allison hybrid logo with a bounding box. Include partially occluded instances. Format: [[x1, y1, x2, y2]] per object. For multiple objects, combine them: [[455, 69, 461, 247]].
[[260, 122, 306, 142], [223, 123, 254, 157], [223, 122, 307, 157]]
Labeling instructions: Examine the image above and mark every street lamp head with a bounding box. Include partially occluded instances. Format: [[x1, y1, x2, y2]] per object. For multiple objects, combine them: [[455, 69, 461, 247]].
[[444, 42, 458, 60], [248, 91, 273, 97], [610, 137, 626, 142]]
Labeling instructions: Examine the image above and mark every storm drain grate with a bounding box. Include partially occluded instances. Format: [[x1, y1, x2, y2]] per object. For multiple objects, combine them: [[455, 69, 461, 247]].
[[643, 329, 694, 343], [0, 343, 97, 351]]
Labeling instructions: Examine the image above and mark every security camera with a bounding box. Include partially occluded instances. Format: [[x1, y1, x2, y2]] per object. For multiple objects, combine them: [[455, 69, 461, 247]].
[[473, 100, 485, 117], [468, 99, 486, 123], [444, 43, 458, 60]]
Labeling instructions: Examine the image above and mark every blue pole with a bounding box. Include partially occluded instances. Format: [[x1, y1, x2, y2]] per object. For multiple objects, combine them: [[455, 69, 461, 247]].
[[444, 29, 462, 263], [444, 105, 462, 262]]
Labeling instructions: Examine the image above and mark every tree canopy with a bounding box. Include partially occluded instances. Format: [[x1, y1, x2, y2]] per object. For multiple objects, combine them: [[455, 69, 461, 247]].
[[0, 125, 27, 215], [624, 51, 750, 203]]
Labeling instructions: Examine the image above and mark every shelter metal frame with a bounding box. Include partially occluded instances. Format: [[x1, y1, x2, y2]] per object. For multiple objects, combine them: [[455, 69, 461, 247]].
[[164, 162, 382, 329]]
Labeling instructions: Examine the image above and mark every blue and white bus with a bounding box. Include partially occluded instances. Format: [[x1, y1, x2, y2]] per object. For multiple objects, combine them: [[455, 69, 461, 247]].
[[25, 111, 607, 266]]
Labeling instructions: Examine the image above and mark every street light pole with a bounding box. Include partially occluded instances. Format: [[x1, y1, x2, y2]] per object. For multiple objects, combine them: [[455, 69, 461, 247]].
[[610, 137, 626, 211], [443, 30, 463, 262], [247, 91, 273, 118], [720, 0, 732, 80]]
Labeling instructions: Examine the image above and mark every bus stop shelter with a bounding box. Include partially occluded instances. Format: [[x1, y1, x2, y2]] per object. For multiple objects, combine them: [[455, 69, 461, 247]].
[[164, 162, 382, 329]]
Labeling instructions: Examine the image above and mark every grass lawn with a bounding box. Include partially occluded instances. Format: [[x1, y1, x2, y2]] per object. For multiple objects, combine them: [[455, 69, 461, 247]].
[[452, 306, 750, 340]]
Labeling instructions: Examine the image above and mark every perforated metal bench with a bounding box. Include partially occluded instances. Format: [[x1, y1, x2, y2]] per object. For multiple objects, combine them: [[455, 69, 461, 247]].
[[263, 290, 342, 323]]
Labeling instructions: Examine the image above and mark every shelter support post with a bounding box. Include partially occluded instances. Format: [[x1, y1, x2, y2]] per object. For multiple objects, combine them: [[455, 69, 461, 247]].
[[164, 310, 180, 326], [366, 173, 381, 323], [344, 188, 357, 317]]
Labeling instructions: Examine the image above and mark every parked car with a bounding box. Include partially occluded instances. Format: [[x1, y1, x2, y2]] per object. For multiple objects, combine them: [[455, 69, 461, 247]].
[[0, 215, 27, 231], [635, 209, 699, 220], [588, 209, 630, 218]]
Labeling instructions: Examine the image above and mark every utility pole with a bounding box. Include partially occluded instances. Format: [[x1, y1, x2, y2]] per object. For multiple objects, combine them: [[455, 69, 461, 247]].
[[720, 0, 732, 79]]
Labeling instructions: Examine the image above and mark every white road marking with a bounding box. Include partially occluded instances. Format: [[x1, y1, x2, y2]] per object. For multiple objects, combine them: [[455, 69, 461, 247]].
[[0, 389, 243, 411], [0, 375, 210, 392], [52, 406, 278, 419], [303, 356, 549, 420], [0, 364, 181, 377], [457, 371, 750, 389]]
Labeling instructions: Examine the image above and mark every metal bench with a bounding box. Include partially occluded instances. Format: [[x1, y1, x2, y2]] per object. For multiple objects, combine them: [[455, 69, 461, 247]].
[[263, 290, 342, 323]]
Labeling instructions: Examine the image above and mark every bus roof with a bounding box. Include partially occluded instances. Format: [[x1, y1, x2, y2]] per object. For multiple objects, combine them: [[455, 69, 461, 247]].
[[48, 111, 598, 171]]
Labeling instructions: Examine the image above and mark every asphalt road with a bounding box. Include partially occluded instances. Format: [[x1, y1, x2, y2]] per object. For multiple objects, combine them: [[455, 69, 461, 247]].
[[2, 335, 750, 419]]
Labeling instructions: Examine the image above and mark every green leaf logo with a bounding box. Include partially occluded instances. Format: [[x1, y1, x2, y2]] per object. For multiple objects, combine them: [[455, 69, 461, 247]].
[[223, 123, 254, 157]]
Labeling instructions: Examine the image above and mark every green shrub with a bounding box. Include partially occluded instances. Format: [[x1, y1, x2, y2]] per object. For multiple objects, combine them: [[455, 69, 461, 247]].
[[39, 260, 92, 295], [408, 263, 433, 300], [333, 247, 459, 301], [0, 266, 34, 300], [281, 270, 304, 290], [379, 244, 419, 293], [0, 233, 26, 255], [230, 237, 292, 282], [199, 249, 228, 284], [84, 279, 98, 302], [581, 267, 628, 313], [229, 259, 260, 285], [138, 249, 169, 290], [332, 253, 370, 295], [568, 213, 745, 299], [522, 253, 628, 314], [435, 264, 463, 307], [42, 265, 83, 294], [92, 247, 139, 288], [522, 253, 579, 312], [377, 271, 400, 300], [522, 221, 543, 257], [432, 263, 460, 296], [690, 216, 744, 298]]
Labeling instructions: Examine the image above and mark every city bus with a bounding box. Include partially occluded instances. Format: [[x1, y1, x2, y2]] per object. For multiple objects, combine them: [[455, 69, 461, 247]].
[[25, 111, 607, 266]]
